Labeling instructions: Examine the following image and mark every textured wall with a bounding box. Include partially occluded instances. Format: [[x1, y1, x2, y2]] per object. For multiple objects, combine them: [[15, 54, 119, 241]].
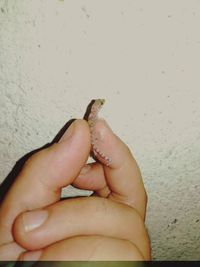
[[0, 0, 200, 260]]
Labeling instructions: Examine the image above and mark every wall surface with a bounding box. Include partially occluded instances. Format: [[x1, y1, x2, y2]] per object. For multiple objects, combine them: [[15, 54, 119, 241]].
[[0, 0, 200, 260]]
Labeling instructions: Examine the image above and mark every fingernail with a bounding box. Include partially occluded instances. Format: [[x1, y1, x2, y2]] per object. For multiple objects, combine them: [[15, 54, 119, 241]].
[[79, 164, 91, 175], [23, 210, 48, 232], [21, 250, 42, 261], [59, 120, 77, 143]]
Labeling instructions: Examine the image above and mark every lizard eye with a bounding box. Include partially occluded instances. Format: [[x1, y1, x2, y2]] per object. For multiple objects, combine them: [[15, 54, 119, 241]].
[[100, 99, 105, 105]]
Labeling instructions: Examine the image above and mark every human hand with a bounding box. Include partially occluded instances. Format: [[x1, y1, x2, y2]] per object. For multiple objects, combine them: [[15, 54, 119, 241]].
[[0, 119, 150, 261]]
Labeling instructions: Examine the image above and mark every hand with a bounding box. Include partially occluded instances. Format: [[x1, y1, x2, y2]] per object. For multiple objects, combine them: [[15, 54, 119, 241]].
[[0, 119, 150, 260]]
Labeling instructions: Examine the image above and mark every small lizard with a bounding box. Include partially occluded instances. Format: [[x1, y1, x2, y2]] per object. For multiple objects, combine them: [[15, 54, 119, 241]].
[[86, 99, 112, 167]]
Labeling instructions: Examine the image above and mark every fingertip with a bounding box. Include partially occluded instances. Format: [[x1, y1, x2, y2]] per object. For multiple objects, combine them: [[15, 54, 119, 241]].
[[74, 118, 91, 139], [90, 118, 128, 169], [13, 213, 27, 250], [55, 118, 91, 149], [13, 211, 44, 251]]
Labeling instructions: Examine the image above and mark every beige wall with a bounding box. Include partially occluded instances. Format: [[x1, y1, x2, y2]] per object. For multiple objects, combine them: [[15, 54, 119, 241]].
[[0, 0, 200, 260]]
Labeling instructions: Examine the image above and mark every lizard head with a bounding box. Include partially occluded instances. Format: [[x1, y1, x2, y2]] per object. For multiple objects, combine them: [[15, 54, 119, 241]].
[[96, 99, 105, 107]]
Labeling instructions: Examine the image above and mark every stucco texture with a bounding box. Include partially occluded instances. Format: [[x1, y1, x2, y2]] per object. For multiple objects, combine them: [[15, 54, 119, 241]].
[[0, 0, 200, 260]]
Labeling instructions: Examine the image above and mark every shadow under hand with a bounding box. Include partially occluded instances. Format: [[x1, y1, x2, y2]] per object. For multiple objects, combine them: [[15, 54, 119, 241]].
[[0, 119, 76, 203]]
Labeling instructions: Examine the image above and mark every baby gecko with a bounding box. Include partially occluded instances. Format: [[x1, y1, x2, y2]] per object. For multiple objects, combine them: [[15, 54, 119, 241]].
[[87, 99, 112, 167]]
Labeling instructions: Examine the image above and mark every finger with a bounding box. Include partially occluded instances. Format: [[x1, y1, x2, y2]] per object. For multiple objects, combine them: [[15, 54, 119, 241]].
[[20, 236, 145, 261], [87, 118, 147, 220], [73, 162, 106, 191], [0, 119, 91, 246], [13, 197, 150, 260], [72, 162, 111, 197]]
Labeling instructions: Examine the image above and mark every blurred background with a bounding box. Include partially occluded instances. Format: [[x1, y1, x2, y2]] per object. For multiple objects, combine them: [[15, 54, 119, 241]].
[[0, 0, 200, 260]]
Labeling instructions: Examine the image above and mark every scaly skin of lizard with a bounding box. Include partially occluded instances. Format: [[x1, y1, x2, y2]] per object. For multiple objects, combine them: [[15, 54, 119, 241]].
[[87, 99, 112, 167]]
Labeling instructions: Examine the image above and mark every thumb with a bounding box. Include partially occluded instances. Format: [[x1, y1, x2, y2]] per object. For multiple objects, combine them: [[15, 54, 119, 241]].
[[0, 119, 91, 246]]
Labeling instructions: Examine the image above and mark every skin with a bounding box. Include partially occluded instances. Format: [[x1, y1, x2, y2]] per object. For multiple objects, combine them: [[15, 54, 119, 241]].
[[0, 118, 151, 261]]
